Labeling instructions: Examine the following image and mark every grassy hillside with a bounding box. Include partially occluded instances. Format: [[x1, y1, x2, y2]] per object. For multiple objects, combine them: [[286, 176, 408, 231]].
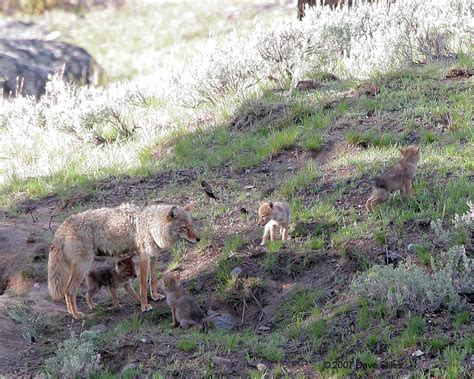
[[0, 0, 472, 377]]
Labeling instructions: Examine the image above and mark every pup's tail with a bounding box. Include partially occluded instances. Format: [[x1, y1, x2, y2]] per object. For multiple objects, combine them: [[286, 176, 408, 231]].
[[47, 242, 70, 301], [202, 313, 221, 323]]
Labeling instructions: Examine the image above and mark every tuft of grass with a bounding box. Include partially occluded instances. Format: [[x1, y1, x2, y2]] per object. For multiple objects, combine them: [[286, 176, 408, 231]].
[[279, 161, 321, 198], [366, 334, 378, 349], [415, 244, 432, 266], [250, 334, 286, 362], [373, 230, 386, 245], [354, 350, 378, 373], [390, 316, 425, 354], [443, 346, 468, 379], [177, 337, 198, 352], [426, 336, 449, 352], [114, 313, 146, 335], [215, 234, 245, 295], [168, 241, 187, 271], [6, 302, 50, 342], [302, 133, 324, 152], [454, 311, 470, 329], [305, 235, 325, 250], [276, 289, 323, 326]]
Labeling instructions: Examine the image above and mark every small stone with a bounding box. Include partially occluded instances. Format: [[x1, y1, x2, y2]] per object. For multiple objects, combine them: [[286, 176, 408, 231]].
[[407, 244, 416, 252], [140, 338, 147, 343], [257, 325, 270, 332], [257, 363, 267, 372], [412, 349, 424, 357], [244, 185, 255, 190], [89, 324, 108, 333], [231, 267, 242, 278]]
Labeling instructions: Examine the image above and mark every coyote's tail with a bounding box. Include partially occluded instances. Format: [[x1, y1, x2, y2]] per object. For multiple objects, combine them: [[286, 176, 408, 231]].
[[47, 242, 69, 301]]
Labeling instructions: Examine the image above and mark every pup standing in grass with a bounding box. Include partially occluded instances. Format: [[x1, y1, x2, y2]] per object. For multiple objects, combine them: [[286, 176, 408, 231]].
[[86, 257, 139, 310], [258, 201, 291, 245], [366, 145, 421, 212], [48, 202, 199, 319]]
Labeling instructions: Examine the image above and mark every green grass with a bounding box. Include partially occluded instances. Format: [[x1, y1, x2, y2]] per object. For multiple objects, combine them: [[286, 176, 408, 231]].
[[168, 241, 187, 271], [279, 161, 322, 198], [247, 334, 286, 362], [454, 311, 471, 329], [177, 337, 198, 352], [305, 235, 325, 250], [6, 302, 50, 342], [276, 289, 322, 326], [345, 130, 397, 148], [214, 234, 246, 295], [114, 313, 146, 335], [415, 244, 431, 265], [390, 316, 425, 355]]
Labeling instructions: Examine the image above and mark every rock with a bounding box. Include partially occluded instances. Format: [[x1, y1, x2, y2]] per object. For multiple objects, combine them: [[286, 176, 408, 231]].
[[231, 267, 242, 278], [256, 363, 267, 372], [213, 313, 234, 330], [257, 325, 270, 332], [89, 324, 108, 333], [244, 185, 255, 190], [412, 349, 424, 357], [0, 20, 102, 98]]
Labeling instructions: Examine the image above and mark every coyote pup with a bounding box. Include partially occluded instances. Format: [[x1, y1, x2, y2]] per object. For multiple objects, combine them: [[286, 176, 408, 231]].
[[258, 201, 291, 245], [366, 145, 421, 212], [48, 202, 199, 319], [86, 257, 139, 310], [162, 273, 219, 330]]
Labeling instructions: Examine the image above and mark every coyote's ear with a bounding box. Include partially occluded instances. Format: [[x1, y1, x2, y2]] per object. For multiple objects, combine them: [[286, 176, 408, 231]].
[[269, 202, 274, 209], [168, 206, 178, 220], [399, 147, 406, 155], [414, 146, 420, 153], [183, 202, 195, 212]]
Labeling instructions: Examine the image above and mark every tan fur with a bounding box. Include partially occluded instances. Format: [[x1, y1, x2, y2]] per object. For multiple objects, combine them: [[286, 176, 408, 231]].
[[366, 145, 421, 212], [47, 202, 199, 319], [162, 273, 218, 330], [258, 201, 291, 245], [86, 257, 139, 310]]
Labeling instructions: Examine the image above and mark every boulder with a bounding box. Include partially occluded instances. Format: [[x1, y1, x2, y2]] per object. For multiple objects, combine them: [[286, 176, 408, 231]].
[[0, 20, 103, 98]]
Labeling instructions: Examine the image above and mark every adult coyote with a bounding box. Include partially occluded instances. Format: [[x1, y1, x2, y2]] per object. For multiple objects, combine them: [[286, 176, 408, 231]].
[[48, 202, 199, 319]]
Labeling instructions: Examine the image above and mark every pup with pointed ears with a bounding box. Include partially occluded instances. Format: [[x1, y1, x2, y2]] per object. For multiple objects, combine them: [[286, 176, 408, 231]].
[[258, 201, 291, 245]]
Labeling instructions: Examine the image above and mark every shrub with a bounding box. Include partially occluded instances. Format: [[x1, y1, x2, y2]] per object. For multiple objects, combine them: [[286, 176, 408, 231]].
[[44, 330, 101, 377], [184, 0, 473, 103], [350, 246, 471, 317]]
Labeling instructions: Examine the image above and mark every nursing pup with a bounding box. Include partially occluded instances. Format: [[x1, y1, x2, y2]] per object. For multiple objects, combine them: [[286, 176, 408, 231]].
[[48, 202, 199, 319]]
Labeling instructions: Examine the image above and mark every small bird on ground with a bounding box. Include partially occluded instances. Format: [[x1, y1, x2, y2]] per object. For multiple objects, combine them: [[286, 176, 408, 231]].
[[201, 180, 219, 200]]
